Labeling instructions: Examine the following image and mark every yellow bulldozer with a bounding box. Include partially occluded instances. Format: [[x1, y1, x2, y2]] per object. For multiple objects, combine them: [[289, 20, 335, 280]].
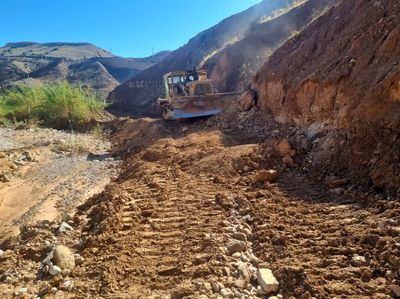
[[157, 67, 238, 120]]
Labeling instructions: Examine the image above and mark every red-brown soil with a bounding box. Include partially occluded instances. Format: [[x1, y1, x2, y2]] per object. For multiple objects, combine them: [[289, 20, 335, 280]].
[[1, 117, 398, 298], [252, 0, 400, 195]]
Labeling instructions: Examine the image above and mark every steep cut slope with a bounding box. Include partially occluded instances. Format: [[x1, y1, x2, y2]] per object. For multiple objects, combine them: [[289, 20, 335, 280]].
[[0, 42, 170, 98], [252, 0, 400, 192], [108, 0, 303, 115], [206, 0, 336, 92]]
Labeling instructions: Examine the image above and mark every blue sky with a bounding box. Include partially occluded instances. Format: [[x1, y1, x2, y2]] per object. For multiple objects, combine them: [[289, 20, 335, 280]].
[[0, 0, 261, 58]]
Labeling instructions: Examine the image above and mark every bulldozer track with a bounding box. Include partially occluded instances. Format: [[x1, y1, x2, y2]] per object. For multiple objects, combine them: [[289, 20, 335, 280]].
[[110, 167, 227, 296]]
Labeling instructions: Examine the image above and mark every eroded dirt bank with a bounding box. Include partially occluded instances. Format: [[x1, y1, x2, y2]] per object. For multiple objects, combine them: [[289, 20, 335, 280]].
[[1, 116, 398, 298]]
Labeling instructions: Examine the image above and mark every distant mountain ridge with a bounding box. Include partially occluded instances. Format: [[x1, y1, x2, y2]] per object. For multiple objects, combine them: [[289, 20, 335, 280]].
[[0, 42, 170, 98]]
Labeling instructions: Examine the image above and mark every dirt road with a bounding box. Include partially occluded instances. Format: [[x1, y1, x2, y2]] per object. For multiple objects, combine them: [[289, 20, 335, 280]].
[[0, 118, 399, 298], [0, 127, 119, 241]]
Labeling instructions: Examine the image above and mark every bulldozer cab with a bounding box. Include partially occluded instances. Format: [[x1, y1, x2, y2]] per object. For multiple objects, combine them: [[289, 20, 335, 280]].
[[163, 69, 213, 99]]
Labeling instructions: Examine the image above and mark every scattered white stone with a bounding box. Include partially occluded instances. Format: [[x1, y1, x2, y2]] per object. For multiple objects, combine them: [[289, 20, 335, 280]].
[[257, 268, 279, 294], [386, 270, 394, 281], [19, 287, 28, 294], [220, 288, 232, 297], [61, 280, 74, 291], [49, 264, 62, 276], [352, 254, 367, 266], [232, 252, 241, 258], [58, 222, 74, 234], [0, 249, 4, 256], [4, 276, 12, 284], [203, 282, 212, 291], [241, 254, 250, 263]]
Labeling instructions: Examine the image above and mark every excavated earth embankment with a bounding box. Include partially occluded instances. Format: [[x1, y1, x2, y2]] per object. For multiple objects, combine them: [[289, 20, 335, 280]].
[[252, 0, 400, 195]]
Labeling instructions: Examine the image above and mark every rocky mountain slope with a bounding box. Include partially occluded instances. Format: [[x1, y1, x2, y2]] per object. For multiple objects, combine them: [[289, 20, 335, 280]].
[[108, 0, 309, 115], [205, 0, 336, 92], [0, 42, 170, 98], [251, 0, 400, 193]]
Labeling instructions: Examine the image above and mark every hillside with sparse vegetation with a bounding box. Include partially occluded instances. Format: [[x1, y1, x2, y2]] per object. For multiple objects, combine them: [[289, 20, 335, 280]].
[[0, 42, 170, 98]]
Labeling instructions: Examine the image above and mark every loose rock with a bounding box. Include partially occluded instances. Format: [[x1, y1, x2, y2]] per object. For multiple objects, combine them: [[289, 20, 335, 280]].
[[211, 281, 220, 293], [49, 264, 62, 276], [254, 170, 278, 183], [0, 173, 12, 183], [390, 285, 400, 297], [58, 222, 74, 234], [257, 268, 279, 294], [237, 91, 256, 112], [226, 240, 247, 255], [274, 139, 294, 157], [53, 245, 75, 270], [352, 254, 367, 266], [232, 232, 247, 242], [220, 288, 233, 297]]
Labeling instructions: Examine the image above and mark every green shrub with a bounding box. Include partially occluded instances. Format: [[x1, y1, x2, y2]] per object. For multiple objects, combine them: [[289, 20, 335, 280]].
[[0, 81, 105, 129]]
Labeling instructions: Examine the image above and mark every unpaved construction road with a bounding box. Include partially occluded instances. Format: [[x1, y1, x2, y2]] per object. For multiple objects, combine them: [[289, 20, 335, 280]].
[[0, 118, 399, 298]]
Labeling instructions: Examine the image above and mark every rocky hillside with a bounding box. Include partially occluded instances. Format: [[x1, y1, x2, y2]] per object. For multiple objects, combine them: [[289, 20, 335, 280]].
[[0, 42, 170, 98], [251, 0, 400, 193], [205, 0, 336, 92], [108, 0, 306, 115], [0, 42, 113, 60]]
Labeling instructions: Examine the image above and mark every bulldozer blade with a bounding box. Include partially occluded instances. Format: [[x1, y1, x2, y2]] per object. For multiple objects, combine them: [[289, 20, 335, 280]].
[[165, 93, 238, 120], [171, 108, 223, 119]]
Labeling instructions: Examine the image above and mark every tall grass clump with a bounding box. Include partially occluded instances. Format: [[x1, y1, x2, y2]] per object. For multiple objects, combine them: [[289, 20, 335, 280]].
[[0, 81, 105, 128]]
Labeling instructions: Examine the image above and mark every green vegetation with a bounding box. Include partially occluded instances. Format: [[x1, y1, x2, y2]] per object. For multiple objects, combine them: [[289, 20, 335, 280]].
[[0, 81, 105, 128]]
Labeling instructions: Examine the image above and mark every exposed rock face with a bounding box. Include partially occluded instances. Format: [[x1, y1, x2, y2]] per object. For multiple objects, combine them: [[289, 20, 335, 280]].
[[253, 0, 400, 193], [108, 0, 309, 115]]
